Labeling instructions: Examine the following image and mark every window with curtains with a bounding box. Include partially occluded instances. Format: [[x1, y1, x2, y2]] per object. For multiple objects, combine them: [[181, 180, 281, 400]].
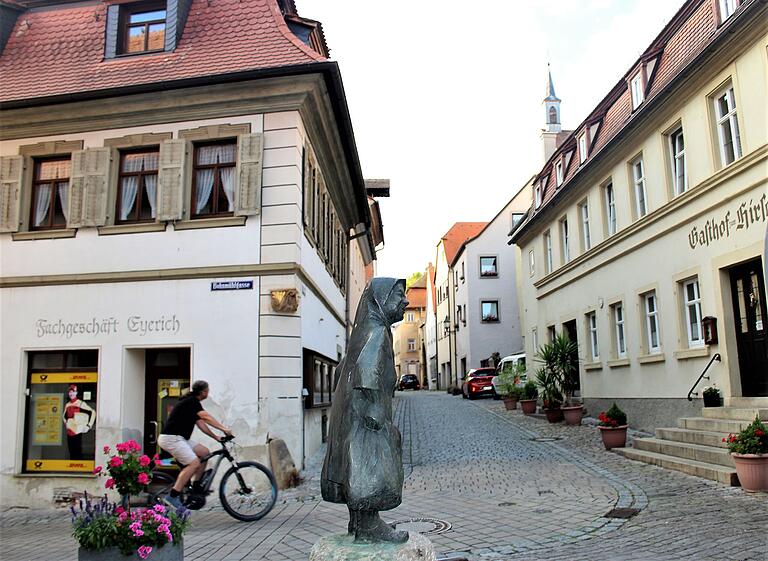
[[116, 149, 159, 223], [31, 158, 71, 230], [191, 141, 237, 218]]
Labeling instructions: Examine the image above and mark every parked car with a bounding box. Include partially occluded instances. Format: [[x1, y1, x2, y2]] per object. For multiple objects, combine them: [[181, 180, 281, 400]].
[[398, 374, 421, 391], [461, 367, 497, 399], [491, 353, 527, 399]]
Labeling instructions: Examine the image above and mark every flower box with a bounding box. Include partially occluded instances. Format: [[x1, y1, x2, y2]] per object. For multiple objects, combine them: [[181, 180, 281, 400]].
[[78, 542, 183, 561]]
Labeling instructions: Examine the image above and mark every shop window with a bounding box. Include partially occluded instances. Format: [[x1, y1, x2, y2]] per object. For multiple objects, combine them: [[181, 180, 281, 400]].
[[24, 350, 99, 474], [303, 350, 337, 408]]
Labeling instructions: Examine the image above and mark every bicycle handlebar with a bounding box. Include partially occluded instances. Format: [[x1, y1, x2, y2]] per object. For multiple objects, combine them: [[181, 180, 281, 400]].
[[220, 434, 235, 444]]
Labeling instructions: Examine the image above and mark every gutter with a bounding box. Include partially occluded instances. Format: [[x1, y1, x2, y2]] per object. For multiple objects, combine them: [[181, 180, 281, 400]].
[[0, 60, 371, 233], [510, 0, 763, 245]]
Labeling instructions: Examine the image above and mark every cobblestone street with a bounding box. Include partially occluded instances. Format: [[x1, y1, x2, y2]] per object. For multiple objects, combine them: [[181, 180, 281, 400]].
[[1, 392, 766, 561]]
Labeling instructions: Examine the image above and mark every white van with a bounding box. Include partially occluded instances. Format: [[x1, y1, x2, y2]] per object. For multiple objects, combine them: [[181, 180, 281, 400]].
[[491, 352, 527, 399]]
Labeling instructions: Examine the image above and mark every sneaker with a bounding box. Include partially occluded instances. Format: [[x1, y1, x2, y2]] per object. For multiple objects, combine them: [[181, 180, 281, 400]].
[[163, 494, 184, 510]]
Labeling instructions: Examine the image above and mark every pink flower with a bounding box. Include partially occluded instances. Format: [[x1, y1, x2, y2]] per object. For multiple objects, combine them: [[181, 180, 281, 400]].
[[137, 472, 150, 485], [137, 546, 153, 560], [130, 521, 144, 537], [109, 457, 123, 468], [756, 429, 765, 437], [105, 478, 115, 489], [127, 439, 141, 452], [115, 442, 128, 453], [115, 506, 125, 515], [139, 455, 151, 467], [93, 466, 102, 475], [102, 445, 110, 454], [153, 504, 166, 514]]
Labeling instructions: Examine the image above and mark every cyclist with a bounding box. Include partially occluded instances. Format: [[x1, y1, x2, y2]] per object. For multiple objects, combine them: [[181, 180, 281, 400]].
[[157, 380, 232, 509]]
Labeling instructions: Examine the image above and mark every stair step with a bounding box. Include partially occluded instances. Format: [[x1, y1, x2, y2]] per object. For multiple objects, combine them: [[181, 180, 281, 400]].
[[700, 407, 768, 421], [633, 437, 734, 467], [615, 447, 738, 486], [726, 397, 768, 408], [656, 427, 729, 448], [678, 417, 753, 433]]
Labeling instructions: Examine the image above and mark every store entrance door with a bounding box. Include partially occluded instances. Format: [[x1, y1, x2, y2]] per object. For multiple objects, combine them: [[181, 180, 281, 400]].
[[144, 348, 191, 459], [729, 259, 767, 396], [563, 319, 581, 393]]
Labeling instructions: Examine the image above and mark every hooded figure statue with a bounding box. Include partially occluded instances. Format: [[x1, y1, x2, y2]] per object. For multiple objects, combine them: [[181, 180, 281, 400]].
[[321, 277, 409, 543]]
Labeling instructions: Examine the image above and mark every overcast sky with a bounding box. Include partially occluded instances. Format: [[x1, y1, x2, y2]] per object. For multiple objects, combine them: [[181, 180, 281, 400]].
[[296, 0, 684, 279]]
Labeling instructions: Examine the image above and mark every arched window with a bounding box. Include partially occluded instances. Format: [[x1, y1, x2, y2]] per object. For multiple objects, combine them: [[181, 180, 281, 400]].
[[549, 106, 558, 124]]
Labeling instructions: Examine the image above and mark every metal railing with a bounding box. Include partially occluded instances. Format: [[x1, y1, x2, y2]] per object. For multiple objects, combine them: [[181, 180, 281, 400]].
[[686, 353, 721, 401]]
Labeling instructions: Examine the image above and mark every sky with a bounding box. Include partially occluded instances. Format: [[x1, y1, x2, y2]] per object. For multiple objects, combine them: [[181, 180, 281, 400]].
[[296, 0, 684, 279]]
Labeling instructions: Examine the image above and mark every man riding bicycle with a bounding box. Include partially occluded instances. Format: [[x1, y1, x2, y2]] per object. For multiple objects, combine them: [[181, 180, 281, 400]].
[[157, 380, 232, 509]]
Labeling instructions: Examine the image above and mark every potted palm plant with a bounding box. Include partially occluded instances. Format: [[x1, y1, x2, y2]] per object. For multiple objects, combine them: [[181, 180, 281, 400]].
[[520, 381, 538, 415], [535, 366, 563, 423], [550, 334, 582, 425], [597, 403, 628, 449], [724, 416, 768, 492], [497, 362, 524, 410]]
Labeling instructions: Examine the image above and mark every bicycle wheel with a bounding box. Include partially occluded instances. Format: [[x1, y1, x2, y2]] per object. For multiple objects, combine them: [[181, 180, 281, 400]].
[[219, 461, 278, 521], [146, 470, 176, 505]]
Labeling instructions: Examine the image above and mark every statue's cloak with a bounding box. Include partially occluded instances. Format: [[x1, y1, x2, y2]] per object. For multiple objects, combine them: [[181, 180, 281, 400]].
[[321, 278, 405, 511]]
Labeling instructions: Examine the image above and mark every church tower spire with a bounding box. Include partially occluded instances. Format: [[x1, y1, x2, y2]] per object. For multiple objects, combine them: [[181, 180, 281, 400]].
[[543, 63, 561, 133]]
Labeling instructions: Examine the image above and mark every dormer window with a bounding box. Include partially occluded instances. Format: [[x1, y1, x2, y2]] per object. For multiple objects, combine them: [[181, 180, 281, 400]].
[[630, 72, 644, 110], [534, 182, 543, 208], [555, 160, 564, 187], [122, 5, 167, 54], [719, 0, 741, 21], [578, 133, 588, 164]]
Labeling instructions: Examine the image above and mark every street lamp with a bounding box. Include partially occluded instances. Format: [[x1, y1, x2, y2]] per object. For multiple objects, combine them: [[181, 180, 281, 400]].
[[443, 316, 451, 336]]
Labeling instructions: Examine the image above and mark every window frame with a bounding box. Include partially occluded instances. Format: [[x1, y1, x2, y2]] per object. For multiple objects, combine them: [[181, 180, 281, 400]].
[[578, 133, 588, 164], [303, 350, 338, 409], [612, 302, 627, 358], [718, 0, 740, 21], [118, 2, 167, 56], [534, 182, 543, 208], [407, 338, 416, 352], [630, 72, 644, 109], [555, 160, 564, 187], [115, 147, 160, 224], [479, 255, 498, 278], [683, 278, 705, 348], [543, 230, 553, 274], [631, 156, 648, 219], [669, 127, 687, 196], [30, 156, 71, 231], [579, 199, 591, 251], [587, 311, 599, 360], [713, 85, 742, 167], [604, 181, 617, 236], [190, 139, 237, 220], [528, 249, 535, 277], [644, 291, 661, 354], [406, 311, 415, 323], [480, 300, 500, 323], [559, 216, 570, 264]]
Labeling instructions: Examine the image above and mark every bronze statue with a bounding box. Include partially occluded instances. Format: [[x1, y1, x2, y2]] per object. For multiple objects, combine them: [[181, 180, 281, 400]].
[[321, 278, 409, 543]]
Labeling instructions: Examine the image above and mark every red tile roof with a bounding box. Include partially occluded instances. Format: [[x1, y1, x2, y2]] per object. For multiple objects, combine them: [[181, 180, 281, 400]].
[[441, 222, 487, 266], [405, 286, 426, 309], [0, 0, 326, 103], [522, 0, 748, 226]]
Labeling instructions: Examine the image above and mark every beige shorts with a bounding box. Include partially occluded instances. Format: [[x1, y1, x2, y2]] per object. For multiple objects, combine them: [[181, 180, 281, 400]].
[[157, 434, 200, 466]]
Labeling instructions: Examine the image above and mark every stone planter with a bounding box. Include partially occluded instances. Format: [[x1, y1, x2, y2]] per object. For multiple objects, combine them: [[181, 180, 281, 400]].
[[544, 407, 563, 423], [78, 542, 183, 561], [732, 453, 768, 492], [703, 393, 722, 407], [520, 399, 537, 415], [598, 425, 628, 450], [502, 396, 518, 410], [562, 405, 583, 426]]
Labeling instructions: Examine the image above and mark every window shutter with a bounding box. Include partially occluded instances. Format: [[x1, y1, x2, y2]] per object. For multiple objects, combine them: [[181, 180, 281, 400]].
[[302, 147, 311, 227], [157, 139, 187, 221], [68, 150, 87, 229], [104, 4, 120, 59], [235, 133, 263, 216], [82, 148, 111, 226], [0, 155, 23, 233]]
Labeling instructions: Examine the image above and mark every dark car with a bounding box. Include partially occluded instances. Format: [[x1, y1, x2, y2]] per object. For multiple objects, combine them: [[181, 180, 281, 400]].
[[461, 367, 497, 399], [398, 374, 421, 391]]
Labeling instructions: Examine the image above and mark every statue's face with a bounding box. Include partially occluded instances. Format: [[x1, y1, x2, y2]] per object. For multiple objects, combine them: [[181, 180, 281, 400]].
[[385, 283, 409, 325]]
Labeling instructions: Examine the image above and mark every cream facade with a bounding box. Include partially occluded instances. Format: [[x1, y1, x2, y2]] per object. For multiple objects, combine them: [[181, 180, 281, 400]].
[[513, 2, 767, 431]]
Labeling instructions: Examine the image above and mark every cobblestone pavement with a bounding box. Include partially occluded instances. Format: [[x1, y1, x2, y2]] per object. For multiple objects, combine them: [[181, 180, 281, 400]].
[[1, 392, 766, 560]]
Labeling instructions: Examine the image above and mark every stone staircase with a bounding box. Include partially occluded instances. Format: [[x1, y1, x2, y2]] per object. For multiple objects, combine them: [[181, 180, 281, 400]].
[[615, 405, 768, 486]]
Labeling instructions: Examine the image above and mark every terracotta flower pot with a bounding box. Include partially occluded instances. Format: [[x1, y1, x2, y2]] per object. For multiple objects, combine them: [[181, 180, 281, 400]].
[[544, 407, 563, 423], [503, 396, 518, 410], [598, 425, 628, 450], [562, 405, 584, 426], [520, 399, 537, 415], [732, 453, 768, 492]]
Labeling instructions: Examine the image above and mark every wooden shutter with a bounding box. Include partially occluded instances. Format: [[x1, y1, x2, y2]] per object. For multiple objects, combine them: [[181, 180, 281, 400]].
[[302, 147, 311, 228], [68, 150, 87, 229], [104, 4, 120, 59], [235, 133, 263, 216], [157, 139, 186, 221], [0, 155, 23, 233], [82, 148, 111, 227]]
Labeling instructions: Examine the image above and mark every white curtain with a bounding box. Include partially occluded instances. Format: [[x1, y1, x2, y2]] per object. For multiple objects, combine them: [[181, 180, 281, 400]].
[[120, 153, 159, 219], [195, 144, 236, 213], [144, 175, 157, 218], [58, 181, 69, 221], [34, 184, 52, 227], [119, 177, 139, 220]]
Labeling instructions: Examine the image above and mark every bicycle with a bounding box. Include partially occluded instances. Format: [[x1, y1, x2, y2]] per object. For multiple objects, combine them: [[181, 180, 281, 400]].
[[148, 435, 278, 522]]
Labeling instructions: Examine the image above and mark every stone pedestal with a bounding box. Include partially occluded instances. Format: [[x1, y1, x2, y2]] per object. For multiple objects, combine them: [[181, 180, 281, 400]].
[[309, 533, 436, 561]]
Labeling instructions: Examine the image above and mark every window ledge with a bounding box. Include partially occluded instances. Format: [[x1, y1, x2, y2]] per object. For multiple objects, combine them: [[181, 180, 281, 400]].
[[583, 361, 602, 371], [607, 358, 630, 368], [674, 346, 709, 360], [173, 216, 247, 231], [638, 352, 665, 364], [12, 229, 76, 241], [98, 223, 167, 236]]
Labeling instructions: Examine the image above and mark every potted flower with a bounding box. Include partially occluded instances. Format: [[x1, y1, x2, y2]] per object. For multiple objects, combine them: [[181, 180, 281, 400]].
[[497, 362, 524, 410], [702, 385, 721, 408], [520, 381, 538, 415], [503, 386, 523, 410], [72, 493, 189, 560], [534, 366, 563, 423], [597, 403, 628, 449], [71, 439, 190, 559], [724, 416, 768, 492]]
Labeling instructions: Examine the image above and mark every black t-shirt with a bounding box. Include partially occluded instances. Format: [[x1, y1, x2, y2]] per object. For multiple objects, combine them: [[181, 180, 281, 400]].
[[162, 395, 203, 440]]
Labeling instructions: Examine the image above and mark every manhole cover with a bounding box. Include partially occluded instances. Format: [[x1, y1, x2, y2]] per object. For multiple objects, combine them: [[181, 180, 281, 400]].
[[393, 517, 452, 535], [604, 508, 640, 519], [529, 436, 564, 442]]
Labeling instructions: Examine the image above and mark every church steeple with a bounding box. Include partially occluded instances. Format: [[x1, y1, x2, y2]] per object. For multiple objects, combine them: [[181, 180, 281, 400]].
[[543, 63, 561, 133]]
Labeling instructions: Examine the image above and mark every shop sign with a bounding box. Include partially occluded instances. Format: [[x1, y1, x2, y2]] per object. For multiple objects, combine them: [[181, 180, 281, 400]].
[[35, 315, 181, 339], [688, 193, 767, 250], [211, 280, 253, 291], [25, 459, 95, 472]]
